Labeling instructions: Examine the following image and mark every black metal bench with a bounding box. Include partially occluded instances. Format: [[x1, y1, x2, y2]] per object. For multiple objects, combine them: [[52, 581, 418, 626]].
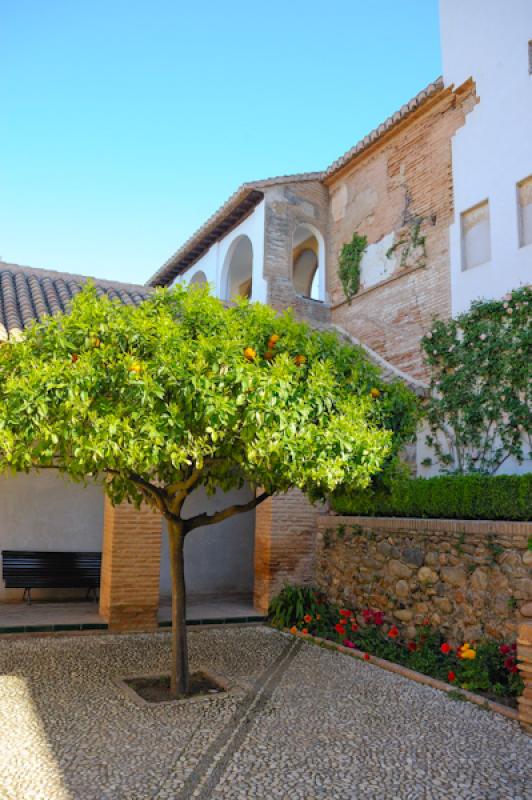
[[1, 550, 101, 604]]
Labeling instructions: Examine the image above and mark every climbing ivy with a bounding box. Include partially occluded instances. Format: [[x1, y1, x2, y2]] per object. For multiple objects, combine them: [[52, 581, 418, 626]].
[[338, 233, 367, 303], [386, 217, 427, 268]]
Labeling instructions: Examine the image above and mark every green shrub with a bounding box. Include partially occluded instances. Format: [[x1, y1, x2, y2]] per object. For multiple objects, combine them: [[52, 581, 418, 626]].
[[331, 473, 532, 521]]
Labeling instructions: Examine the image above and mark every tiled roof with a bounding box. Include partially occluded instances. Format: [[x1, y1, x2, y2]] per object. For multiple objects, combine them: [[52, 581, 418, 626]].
[[323, 78, 444, 180], [151, 78, 444, 288], [0, 262, 152, 341], [148, 172, 324, 287]]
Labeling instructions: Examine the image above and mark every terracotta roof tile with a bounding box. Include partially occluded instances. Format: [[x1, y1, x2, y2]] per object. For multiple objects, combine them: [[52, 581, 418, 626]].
[[323, 78, 444, 180], [0, 261, 152, 341]]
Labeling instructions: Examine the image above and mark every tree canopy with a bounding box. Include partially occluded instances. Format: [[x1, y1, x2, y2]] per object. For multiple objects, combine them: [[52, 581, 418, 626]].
[[0, 283, 417, 519]]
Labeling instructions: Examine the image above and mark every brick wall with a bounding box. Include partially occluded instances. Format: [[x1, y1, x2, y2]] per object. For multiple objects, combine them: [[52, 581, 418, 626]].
[[517, 622, 532, 734], [99, 497, 162, 631], [263, 180, 331, 325], [254, 490, 319, 612], [326, 85, 477, 380]]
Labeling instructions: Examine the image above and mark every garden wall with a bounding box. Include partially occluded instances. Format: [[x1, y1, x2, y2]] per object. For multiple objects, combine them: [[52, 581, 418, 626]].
[[315, 515, 532, 643]]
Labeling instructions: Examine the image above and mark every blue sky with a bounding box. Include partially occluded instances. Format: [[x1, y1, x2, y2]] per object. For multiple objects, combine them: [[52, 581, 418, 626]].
[[1, 1, 441, 285]]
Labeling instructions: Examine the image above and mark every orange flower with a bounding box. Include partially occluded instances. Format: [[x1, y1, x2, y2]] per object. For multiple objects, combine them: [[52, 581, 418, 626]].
[[301, 628, 308, 635], [289, 626, 297, 635], [369, 387, 380, 399], [388, 626, 399, 638], [244, 347, 256, 361], [294, 354, 307, 366], [316, 614, 321, 621], [303, 614, 312, 623]]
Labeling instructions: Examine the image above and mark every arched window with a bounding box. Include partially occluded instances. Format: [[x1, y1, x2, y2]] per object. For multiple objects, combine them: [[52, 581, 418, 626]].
[[222, 235, 253, 300], [189, 270, 207, 285], [292, 224, 324, 300]]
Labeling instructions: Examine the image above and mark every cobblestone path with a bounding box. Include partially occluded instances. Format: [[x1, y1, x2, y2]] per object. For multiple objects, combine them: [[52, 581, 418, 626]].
[[0, 626, 530, 799]]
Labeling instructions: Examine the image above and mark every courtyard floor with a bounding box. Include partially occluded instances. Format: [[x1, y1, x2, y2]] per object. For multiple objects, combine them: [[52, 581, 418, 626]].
[[0, 626, 530, 800]]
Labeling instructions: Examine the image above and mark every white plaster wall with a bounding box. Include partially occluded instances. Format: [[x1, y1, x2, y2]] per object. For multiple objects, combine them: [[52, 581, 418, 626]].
[[416, 419, 532, 478], [160, 484, 255, 600], [173, 200, 267, 303], [360, 232, 397, 289], [0, 472, 104, 602], [439, 0, 532, 315]]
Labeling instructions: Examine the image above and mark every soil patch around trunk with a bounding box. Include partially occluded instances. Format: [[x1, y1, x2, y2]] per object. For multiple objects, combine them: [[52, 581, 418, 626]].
[[125, 671, 225, 703]]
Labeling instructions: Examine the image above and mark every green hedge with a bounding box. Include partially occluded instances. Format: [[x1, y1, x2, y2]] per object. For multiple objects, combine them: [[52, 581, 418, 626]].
[[331, 473, 532, 521]]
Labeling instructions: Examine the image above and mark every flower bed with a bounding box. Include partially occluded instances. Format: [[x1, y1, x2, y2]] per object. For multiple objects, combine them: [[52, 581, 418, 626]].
[[269, 585, 524, 707]]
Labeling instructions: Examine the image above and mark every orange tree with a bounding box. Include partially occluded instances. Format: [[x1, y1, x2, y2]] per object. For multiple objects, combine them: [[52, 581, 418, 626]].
[[0, 283, 417, 696]]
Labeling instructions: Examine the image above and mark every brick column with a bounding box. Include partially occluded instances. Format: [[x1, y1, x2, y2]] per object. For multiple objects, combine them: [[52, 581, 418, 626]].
[[517, 622, 532, 735], [254, 489, 318, 613], [99, 497, 162, 632]]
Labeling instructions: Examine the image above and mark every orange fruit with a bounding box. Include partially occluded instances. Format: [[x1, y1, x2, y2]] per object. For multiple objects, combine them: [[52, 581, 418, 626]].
[[294, 354, 307, 366], [129, 362, 142, 373], [71, 354, 79, 363], [244, 347, 256, 361], [263, 350, 274, 361], [269, 334, 280, 344], [370, 387, 381, 398], [92, 336, 101, 348]]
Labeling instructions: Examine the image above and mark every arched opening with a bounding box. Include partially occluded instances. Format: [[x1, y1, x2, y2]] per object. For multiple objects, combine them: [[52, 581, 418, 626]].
[[292, 224, 323, 300], [189, 270, 207, 285], [223, 235, 253, 301]]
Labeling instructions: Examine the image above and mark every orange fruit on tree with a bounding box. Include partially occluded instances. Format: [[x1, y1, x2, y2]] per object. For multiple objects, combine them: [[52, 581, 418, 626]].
[[370, 387, 381, 398], [294, 354, 307, 366], [263, 350, 274, 361], [244, 347, 256, 361], [71, 353, 79, 363], [129, 362, 142, 373]]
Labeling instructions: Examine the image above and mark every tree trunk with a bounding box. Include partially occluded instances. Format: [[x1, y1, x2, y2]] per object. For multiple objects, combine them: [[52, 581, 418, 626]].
[[168, 521, 188, 697]]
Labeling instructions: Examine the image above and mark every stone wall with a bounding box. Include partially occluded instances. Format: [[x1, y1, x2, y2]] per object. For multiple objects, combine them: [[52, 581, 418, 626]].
[[316, 514, 532, 643], [326, 84, 477, 380]]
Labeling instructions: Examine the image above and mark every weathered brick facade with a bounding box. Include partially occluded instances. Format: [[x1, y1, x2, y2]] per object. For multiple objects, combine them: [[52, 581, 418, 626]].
[[326, 84, 476, 379], [264, 180, 331, 325], [99, 498, 162, 631], [254, 490, 318, 612], [517, 622, 532, 734]]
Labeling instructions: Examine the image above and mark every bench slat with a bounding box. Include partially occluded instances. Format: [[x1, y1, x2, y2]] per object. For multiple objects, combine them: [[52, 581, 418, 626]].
[[1, 550, 101, 589]]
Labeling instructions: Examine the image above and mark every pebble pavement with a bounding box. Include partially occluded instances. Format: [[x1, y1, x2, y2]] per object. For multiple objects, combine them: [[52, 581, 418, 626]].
[[0, 626, 530, 799]]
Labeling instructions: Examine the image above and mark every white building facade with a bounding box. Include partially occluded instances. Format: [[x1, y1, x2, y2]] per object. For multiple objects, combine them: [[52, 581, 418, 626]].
[[440, 0, 532, 315]]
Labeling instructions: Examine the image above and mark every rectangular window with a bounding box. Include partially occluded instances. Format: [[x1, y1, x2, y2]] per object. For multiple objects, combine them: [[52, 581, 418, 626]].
[[461, 200, 491, 270], [517, 176, 532, 247]]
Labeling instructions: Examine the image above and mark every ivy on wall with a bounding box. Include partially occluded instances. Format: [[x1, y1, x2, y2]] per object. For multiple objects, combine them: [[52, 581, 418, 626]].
[[338, 233, 367, 304], [386, 217, 428, 268]]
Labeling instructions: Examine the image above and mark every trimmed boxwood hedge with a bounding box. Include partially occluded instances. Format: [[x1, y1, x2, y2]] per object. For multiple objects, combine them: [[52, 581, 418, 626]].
[[331, 473, 532, 521]]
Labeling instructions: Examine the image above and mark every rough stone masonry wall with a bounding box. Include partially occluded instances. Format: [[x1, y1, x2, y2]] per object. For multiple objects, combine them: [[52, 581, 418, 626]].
[[326, 84, 477, 380], [315, 515, 532, 643]]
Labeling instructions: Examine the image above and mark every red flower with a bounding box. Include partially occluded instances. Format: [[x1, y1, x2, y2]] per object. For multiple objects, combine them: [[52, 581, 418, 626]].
[[388, 626, 399, 639], [422, 618, 430, 627], [511, 642, 517, 651], [343, 639, 355, 649], [334, 623, 346, 636], [440, 643, 452, 655], [499, 644, 511, 655], [303, 614, 312, 624], [510, 665, 519, 674], [447, 671, 456, 683], [504, 657, 516, 671], [362, 609, 373, 620], [407, 641, 417, 652], [363, 653, 370, 661], [351, 623, 358, 632], [339, 609, 351, 617], [301, 628, 308, 635], [373, 612, 384, 626]]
